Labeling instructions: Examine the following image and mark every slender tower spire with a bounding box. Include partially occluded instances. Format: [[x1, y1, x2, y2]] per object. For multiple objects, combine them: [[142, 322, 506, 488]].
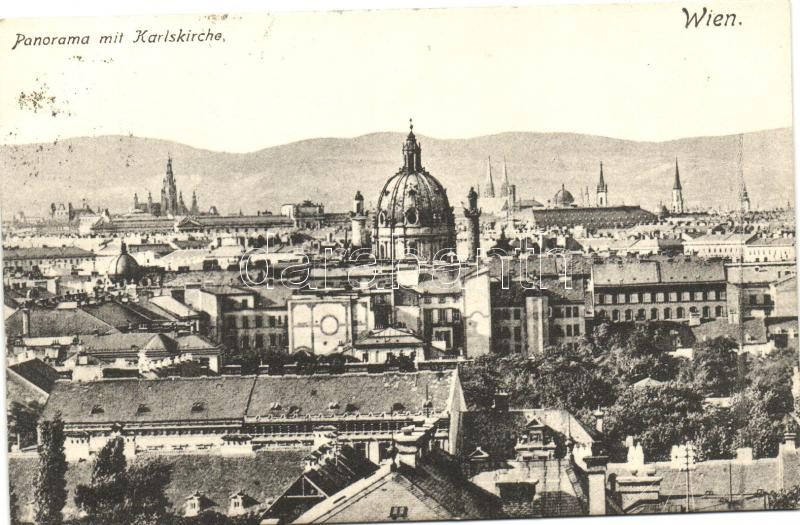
[[737, 134, 751, 213], [672, 157, 684, 214], [483, 157, 495, 198], [596, 162, 609, 207]]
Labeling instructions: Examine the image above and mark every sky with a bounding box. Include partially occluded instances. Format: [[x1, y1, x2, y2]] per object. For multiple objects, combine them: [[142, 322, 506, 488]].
[[0, 0, 793, 152]]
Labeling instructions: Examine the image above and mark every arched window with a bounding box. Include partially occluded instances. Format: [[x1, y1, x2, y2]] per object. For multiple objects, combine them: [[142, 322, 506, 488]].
[[664, 308, 672, 319], [676, 307, 685, 319], [405, 207, 418, 225], [715, 305, 724, 317], [624, 309, 633, 321], [702, 306, 710, 318], [650, 308, 658, 320], [612, 310, 620, 321], [637, 309, 646, 320]]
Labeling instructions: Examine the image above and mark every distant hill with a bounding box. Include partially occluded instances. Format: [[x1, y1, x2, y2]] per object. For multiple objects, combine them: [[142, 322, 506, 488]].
[[0, 128, 793, 218]]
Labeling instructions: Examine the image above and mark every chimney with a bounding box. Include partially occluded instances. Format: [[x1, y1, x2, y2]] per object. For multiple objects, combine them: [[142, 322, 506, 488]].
[[492, 391, 510, 412], [584, 455, 609, 515], [593, 408, 605, 434], [21, 308, 31, 337], [394, 425, 432, 469]]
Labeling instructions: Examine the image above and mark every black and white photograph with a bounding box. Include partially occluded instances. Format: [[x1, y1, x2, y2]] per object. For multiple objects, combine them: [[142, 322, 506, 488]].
[[0, 0, 798, 523]]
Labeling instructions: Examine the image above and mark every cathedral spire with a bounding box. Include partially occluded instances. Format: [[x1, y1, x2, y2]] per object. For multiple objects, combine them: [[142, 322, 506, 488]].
[[672, 157, 684, 214], [483, 157, 495, 198], [596, 162, 609, 207], [673, 157, 682, 190]]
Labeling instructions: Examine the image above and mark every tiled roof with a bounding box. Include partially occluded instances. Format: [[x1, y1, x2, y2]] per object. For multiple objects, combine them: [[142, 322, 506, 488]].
[[5, 308, 118, 338], [81, 301, 173, 330], [593, 258, 725, 286], [162, 270, 244, 288], [42, 376, 257, 423], [396, 448, 504, 519], [7, 358, 60, 394], [355, 327, 425, 347], [459, 409, 597, 460], [9, 450, 309, 521], [691, 318, 768, 345], [246, 371, 455, 418], [43, 371, 456, 425], [3, 246, 95, 261], [531, 206, 656, 229]]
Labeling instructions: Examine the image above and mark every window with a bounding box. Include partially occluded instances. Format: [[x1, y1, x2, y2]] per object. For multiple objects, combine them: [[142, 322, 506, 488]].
[[664, 308, 672, 319], [676, 307, 685, 318], [595, 294, 603, 305], [681, 291, 691, 301], [715, 305, 724, 317], [255, 334, 264, 349], [191, 401, 206, 413], [630, 293, 639, 304], [424, 296, 432, 304], [453, 310, 461, 322], [612, 310, 620, 321], [643, 293, 652, 303], [255, 316, 263, 328], [389, 506, 409, 520], [702, 306, 710, 318], [656, 292, 665, 303], [136, 404, 150, 415], [617, 293, 626, 304], [438, 296, 446, 304], [605, 294, 614, 305], [625, 309, 633, 321], [650, 308, 658, 320], [91, 405, 104, 415], [708, 290, 718, 301], [242, 317, 249, 329], [566, 325, 573, 337], [513, 327, 521, 339], [694, 291, 704, 301], [573, 323, 580, 336], [514, 309, 522, 320], [637, 308, 646, 320]]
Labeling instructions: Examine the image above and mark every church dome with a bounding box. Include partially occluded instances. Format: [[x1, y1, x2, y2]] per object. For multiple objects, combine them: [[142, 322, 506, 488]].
[[375, 123, 453, 231], [552, 185, 575, 207], [372, 121, 456, 260], [108, 242, 139, 280], [376, 170, 453, 229]]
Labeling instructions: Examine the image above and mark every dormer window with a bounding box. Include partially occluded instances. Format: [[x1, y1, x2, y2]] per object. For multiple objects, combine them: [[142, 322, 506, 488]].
[[136, 404, 151, 415], [191, 401, 206, 413], [328, 401, 340, 410], [391, 402, 405, 413], [90, 405, 104, 415], [270, 402, 282, 411]]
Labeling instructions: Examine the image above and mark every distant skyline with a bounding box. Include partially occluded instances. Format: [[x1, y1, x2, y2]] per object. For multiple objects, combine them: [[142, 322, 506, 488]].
[[0, 0, 792, 153]]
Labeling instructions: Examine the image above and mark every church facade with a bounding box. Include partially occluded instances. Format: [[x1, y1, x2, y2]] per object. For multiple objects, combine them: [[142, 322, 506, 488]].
[[132, 157, 199, 217]]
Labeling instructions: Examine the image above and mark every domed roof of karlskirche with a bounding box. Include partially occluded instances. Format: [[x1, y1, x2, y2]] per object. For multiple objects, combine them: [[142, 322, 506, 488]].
[[375, 123, 454, 230]]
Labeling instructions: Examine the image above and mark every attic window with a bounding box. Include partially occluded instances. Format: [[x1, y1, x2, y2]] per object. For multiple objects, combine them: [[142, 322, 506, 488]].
[[288, 406, 301, 416], [270, 402, 282, 411], [391, 402, 405, 413], [90, 405, 104, 415], [191, 401, 206, 413], [344, 403, 358, 413], [136, 404, 151, 415], [389, 506, 408, 520], [423, 400, 433, 409], [328, 401, 340, 410]]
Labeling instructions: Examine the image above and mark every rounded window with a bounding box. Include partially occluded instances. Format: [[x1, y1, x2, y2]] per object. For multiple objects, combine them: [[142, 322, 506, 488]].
[[405, 207, 418, 225], [379, 211, 386, 225]]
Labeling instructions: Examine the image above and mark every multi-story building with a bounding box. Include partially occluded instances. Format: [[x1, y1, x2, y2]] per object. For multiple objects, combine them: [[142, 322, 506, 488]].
[[2, 246, 96, 275], [40, 370, 464, 463], [592, 257, 727, 323]]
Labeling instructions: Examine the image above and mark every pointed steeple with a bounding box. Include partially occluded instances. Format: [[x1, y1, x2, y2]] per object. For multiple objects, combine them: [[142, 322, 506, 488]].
[[673, 158, 682, 190], [191, 190, 199, 215], [483, 156, 495, 198], [597, 162, 607, 192], [500, 156, 510, 194]]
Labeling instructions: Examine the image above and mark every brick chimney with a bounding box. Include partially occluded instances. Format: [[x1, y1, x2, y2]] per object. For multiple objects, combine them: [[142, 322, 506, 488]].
[[394, 424, 434, 469], [584, 455, 609, 515]]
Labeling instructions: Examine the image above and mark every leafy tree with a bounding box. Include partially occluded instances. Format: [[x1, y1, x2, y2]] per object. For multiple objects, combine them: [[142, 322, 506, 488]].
[[34, 416, 67, 525], [604, 383, 704, 461], [688, 406, 736, 461], [746, 348, 796, 416], [767, 484, 800, 509], [730, 387, 784, 458], [75, 437, 128, 524], [8, 400, 43, 450], [76, 438, 172, 525], [692, 337, 741, 396]]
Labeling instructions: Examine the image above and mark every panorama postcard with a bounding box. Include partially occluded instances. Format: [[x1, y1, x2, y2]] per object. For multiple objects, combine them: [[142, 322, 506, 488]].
[[1, 0, 799, 524]]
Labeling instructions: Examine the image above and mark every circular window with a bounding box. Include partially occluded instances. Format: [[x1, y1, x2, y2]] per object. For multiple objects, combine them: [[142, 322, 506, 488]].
[[319, 315, 340, 336], [405, 207, 418, 225], [379, 211, 386, 225]]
